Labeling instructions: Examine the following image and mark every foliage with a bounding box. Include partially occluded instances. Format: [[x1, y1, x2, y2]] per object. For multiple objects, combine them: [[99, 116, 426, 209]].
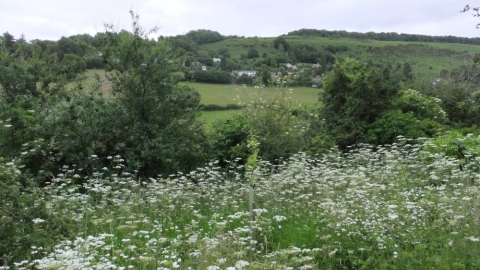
[[0, 158, 75, 265], [7, 142, 480, 269], [364, 110, 443, 145], [193, 70, 233, 84], [411, 63, 480, 127], [101, 11, 209, 177], [0, 11, 210, 185], [59, 53, 87, 79], [247, 48, 259, 59], [425, 128, 480, 159], [319, 58, 399, 149], [210, 86, 310, 165], [0, 40, 57, 103], [185, 29, 224, 45], [210, 114, 252, 166], [289, 44, 322, 63], [393, 88, 447, 123], [240, 87, 309, 163], [288, 28, 480, 45], [273, 36, 291, 51], [167, 35, 199, 54], [235, 73, 254, 85]]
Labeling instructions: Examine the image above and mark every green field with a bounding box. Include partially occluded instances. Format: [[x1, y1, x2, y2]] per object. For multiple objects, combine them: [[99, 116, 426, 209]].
[[83, 70, 322, 125], [183, 82, 321, 107]]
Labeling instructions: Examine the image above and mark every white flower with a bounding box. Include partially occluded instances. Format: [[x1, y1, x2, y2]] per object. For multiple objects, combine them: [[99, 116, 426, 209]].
[[468, 236, 480, 242], [32, 218, 45, 224], [235, 260, 250, 269]]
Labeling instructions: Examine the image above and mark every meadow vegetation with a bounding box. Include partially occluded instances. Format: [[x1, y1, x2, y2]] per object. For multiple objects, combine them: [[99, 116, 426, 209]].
[[2, 140, 480, 269], [2, 10, 480, 269]]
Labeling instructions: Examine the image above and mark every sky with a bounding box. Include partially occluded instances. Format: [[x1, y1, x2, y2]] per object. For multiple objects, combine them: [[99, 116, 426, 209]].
[[1, 0, 480, 41]]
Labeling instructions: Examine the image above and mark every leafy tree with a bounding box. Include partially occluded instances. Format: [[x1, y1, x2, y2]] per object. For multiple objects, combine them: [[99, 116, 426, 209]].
[[167, 35, 199, 54], [185, 29, 224, 44], [403, 62, 413, 80], [273, 36, 290, 51], [247, 48, 259, 59], [260, 66, 271, 85], [100, 10, 209, 177], [59, 53, 87, 79], [220, 57, 227, 70], [290, 44, 320, 63], [210, 114, 252, 167], [319, 58, 399, 149], [217, 47, 230, 58]]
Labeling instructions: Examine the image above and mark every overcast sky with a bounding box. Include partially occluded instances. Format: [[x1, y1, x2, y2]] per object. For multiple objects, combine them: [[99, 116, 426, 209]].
[[1, 0, 480, 41]]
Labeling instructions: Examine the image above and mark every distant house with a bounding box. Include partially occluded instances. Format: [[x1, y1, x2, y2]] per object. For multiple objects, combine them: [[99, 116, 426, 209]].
[[432, 78, 443, 86], [201, 66, 207, 71], [212, 57, 221, 63], [281, 63, 297, 69], [312, 63, 321, 68], [234, 70, 257, 77]]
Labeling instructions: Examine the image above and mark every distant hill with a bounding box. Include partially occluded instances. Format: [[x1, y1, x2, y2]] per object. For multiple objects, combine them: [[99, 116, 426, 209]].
[[196, 33, 480, 78]]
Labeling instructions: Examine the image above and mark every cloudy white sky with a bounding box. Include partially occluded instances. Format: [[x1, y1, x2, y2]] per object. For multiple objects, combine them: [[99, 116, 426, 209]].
[[1, 0, 480, 41]]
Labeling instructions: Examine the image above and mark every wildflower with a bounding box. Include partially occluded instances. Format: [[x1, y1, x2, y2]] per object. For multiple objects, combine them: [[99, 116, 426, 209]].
[[235, 260, 250, 269], [468, 236, 480, 242], [32, 218, 45, 224]]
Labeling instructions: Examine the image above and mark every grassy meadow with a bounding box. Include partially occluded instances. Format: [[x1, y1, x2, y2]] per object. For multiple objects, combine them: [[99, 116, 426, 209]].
[[11, 141, 480, 269]]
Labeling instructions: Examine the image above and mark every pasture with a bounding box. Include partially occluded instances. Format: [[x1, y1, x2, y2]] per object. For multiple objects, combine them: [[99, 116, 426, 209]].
[[81, 70, 322, 125]]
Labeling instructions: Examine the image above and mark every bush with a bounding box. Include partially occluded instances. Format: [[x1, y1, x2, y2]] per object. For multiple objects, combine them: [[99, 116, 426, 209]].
[[60, 53, 87, 79], [0, 158, 75, 265], [364, 110, 444, 145], [210, 114, 252, 166], [393, 88, 447, 123], [319, 58, 399, 149], [194, 70, 233, 84], [200, 104, 243, 111], [247, 48, 259, 59], [235, 74, 254, 85]]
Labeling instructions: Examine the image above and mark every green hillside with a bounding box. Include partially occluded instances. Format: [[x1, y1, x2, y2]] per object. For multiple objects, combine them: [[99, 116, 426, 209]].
[[198, 35, 480, 77]]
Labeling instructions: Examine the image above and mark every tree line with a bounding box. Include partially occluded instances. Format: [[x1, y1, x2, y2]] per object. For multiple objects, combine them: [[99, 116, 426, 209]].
[[287, 28, 480, 45]]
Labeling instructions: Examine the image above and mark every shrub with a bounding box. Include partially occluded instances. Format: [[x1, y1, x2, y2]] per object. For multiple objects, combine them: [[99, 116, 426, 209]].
[[393, 88, 447, 123], [193, 70, 233, 84], [235, 74, 254, 85], [364, 110, 443, 145]]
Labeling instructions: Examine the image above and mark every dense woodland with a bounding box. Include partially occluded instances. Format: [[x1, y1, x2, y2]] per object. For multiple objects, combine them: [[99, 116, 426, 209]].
[[1, 11, 480, 268]]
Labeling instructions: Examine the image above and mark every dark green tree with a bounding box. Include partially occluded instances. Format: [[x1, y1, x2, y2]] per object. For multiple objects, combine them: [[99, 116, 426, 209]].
[[273, 36, 290, 51], [59, 53, 87, 79], [101, 10, 209, 177], [319, 58, 399, 149], [185, 29, 224, 44], [403, 62, 413, 80], [247, 48, 259, 59]]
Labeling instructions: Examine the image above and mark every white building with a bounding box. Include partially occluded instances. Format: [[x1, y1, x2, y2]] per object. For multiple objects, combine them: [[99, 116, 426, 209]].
[[234, 70, 257, 77]]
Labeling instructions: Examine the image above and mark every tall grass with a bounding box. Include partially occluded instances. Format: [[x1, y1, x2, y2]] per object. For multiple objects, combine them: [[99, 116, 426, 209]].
[[6, 139, 480, 269]]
